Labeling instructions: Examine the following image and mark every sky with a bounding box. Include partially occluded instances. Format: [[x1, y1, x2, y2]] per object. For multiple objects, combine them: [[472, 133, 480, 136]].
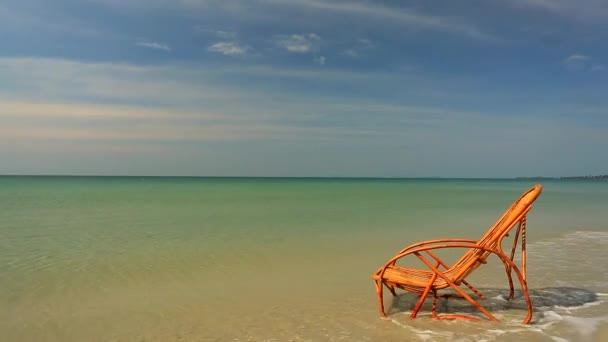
[[1, 0, 607, 177]]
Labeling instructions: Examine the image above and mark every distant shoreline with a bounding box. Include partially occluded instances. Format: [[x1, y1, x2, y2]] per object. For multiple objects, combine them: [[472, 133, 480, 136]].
[[1, 174, 607, 180], [515, 175, 608, 180]]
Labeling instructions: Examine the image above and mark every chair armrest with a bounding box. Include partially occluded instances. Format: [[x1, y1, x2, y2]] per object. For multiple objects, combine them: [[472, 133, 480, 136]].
[[386, 238, 479, 268], [395, 238, 479, 255], [390, 243, 515, 269], [379, 242, 521, 286]]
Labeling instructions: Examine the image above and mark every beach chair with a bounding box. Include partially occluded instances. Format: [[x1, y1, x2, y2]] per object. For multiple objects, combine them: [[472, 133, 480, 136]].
[[371, 184, 543, 323]]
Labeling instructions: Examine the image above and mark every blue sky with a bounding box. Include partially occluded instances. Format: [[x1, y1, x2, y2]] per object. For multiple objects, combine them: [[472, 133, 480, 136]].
[[1, 0, 607, 177]]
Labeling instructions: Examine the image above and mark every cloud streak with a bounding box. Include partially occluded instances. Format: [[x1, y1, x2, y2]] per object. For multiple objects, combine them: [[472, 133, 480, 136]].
[[208, 41, 249, 56], [136, 41, 171, 51], [2, 56, 607, 174], [342, 38, 374, 58], [274, 33, 321, 53], [264, 0, 496, 41], [563, 53, 606, 71], [0, 99, 379, 143], [0, 58, 551, 146], [509, 0, 608, 19]]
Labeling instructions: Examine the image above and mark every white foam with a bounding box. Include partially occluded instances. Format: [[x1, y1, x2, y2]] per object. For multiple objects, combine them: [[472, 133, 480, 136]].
[[553, 300, 603, 313], [524, 230, 608, 292], [389, 318, 455, 341], [386, 289, 608, 341], [540, 310, 566, 321], [492, 294, 507, 301], [561, 315, 608, 339], [388, 313, 606, 342], [532, 309, 608, 342]]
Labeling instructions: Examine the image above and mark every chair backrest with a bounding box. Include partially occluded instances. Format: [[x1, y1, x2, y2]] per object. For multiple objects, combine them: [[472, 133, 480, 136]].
[[450, 184, 543, 282]]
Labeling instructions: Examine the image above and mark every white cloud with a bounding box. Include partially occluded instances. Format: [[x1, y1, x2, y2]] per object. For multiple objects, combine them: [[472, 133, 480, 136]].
[[562, 53, 606, 71], [563, 53, 588, 70], [136, 41, 171, 51], [564, 54, 588, 62], [274, 33, 321, 53], [315, 56, 326, 65], [208, 41, 249, 56]]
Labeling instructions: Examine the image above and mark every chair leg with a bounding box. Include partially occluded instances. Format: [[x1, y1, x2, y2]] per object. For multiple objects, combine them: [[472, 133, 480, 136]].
[[445, 283, 497, 321], [462, 280, 486, 299], [431, 290, 438, 319], [505, 265, 515, 300], [386, 284, 397, 296], [410, 290, 430, 319], [410, 273, 437, 319], [507, 220, 523, 300], [375, 280, 388, 318], [435, 314, 482, 322], [507, 263, 534, 324]]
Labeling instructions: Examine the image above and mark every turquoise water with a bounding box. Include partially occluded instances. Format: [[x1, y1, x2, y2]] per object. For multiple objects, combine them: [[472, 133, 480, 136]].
[[1, 177, 607, 341]]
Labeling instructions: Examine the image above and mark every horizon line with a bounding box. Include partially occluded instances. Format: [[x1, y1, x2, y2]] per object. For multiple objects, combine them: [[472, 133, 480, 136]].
[[1, 174, 605, 180]]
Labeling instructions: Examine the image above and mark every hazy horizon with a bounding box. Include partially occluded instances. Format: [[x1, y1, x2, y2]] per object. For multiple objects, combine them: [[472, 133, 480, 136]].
[[1, 1, 607, 177], [0, 174, 605, 179]]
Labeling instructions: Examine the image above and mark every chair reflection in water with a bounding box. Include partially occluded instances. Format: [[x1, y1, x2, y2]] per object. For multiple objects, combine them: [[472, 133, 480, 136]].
[[372, 185, 543, 323]]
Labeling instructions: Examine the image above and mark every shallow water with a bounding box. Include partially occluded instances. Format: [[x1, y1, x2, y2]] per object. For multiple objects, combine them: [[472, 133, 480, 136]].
[[1, 177, 607, 341]]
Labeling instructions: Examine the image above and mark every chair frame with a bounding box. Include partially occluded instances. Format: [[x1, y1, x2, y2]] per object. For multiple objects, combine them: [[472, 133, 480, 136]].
[[372, 185, 542, 324]]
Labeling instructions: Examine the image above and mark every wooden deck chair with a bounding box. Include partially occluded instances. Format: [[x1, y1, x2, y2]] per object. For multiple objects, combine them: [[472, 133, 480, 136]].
[[371, 184, 543, 323]]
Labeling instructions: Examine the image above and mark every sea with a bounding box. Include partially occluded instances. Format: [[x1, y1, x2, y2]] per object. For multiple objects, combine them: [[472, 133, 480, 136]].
[[1, 176, 607, 341]]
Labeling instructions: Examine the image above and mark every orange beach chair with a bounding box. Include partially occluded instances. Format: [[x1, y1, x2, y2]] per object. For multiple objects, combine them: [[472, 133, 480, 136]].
[[371, 184, 543, 323]]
